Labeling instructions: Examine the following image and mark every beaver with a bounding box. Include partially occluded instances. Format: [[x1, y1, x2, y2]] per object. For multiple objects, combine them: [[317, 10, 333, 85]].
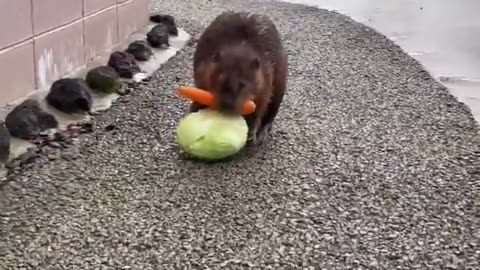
[[191, 11, 288, 146]]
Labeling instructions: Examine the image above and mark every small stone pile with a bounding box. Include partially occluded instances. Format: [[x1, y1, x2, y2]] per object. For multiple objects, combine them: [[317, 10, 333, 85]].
[[108, 14, 179, 77], [0, 13, 179, 175]]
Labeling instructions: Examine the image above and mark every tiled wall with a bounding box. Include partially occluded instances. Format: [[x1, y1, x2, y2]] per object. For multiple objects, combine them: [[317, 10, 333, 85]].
[[0, 0, 149, 108]]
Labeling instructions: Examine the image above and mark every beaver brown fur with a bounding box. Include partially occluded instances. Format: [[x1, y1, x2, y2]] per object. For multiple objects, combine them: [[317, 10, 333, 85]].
[[191, 11, 288, 146]]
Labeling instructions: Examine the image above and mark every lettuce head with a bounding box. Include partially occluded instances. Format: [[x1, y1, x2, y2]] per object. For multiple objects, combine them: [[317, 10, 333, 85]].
[[175, 108, 248, 160]]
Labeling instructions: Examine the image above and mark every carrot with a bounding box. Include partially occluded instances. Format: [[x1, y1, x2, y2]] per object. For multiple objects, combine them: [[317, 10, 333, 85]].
[[177, 86, 215, 106], [177, 86, 256, 115]]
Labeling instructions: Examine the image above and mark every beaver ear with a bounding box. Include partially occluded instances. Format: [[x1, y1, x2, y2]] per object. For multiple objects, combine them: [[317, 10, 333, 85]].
[[251, 57, 260, 69]]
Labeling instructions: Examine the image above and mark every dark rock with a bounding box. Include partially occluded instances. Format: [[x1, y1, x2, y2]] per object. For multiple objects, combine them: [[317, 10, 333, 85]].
[[47, 78, 93, 114], [149, 14, 178, 36], [147, 24, 170, 49], [0, 121, 10, 163], [39, 133, 54, 141], [86, 66, 122, 94], [5, 99, 58, 140], [107, 51, 141, 79], [32, 138, 45, 146], [139, 76, 152, 83], [104, 124, 116, 132], [80, 122, 94, 134], [19, 150, 37, 165], [54, 132, 68, 142], [126, 40, 153, 61], [149, 14, 174, 24]]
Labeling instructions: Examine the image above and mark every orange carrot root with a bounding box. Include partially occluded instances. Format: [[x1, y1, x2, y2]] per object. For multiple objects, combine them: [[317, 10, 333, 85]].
[[177, 86, 256, 115]]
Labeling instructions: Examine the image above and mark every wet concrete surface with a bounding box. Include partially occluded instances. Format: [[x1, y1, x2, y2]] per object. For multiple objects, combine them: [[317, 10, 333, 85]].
[[282, 0, 480, 121]]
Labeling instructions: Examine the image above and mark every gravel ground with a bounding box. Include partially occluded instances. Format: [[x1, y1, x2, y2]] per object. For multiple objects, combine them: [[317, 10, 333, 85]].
[[1, 0, 479, 269]]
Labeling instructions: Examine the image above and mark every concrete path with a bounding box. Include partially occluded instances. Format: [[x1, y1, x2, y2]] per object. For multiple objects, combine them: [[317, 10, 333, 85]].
[[1, 0, 479, 269]]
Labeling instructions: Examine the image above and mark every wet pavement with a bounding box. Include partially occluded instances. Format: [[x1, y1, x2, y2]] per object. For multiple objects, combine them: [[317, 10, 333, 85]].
[[282, 0, 480, 121]]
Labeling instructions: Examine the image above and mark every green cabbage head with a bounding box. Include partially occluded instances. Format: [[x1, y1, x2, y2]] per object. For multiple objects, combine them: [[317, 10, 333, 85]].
[[175, 108, 249, 160]]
